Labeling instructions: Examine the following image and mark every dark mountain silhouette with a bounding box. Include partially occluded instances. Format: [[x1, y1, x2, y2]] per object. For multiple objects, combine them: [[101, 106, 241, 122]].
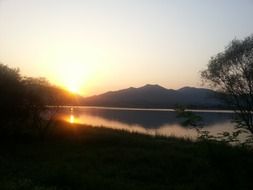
[[81, 84, 224, 109]]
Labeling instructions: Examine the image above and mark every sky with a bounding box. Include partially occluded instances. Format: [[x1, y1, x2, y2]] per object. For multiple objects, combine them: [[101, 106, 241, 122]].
[[0, 0, 253, 96]]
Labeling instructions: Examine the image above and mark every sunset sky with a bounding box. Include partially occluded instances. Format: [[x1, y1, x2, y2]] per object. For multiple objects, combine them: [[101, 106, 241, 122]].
[[0, 0, 253, 96]]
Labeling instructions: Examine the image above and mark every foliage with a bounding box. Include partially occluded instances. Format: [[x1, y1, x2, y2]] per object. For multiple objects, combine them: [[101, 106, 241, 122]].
[[175, 106, 253, 145], [0, 64, 26, 134], [175, 106, 203, 127], [175, 107, 215, 141], [1, 123, 253, 190], [201, 35, 253, 134], [0, 64, 56, 137]]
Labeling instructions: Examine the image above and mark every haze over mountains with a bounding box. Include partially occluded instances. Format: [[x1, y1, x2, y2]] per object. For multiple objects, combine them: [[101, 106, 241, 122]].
[[81, 84, 224, 109]]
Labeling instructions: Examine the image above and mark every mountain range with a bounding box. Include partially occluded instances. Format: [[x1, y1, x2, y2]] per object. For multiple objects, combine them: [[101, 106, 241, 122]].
[[81, 84, 225, 109]]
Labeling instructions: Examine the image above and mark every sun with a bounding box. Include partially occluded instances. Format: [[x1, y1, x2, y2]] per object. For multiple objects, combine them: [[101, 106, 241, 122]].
[[51, 59, 97, 95], [57, 63, 85, 94], [68, 85, 78, 94]]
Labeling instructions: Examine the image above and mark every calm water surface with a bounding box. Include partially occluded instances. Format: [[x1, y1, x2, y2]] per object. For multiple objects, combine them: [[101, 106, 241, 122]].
[[55, 106, 246, 140]]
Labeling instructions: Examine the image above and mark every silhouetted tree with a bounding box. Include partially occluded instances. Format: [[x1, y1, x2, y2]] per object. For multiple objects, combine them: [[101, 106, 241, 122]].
[[0, 64, 26, 133], [0, 64, 56, 137], [201, 35, 253, 134], [22, 77, 51, 135], [0, 63, 83, 139]]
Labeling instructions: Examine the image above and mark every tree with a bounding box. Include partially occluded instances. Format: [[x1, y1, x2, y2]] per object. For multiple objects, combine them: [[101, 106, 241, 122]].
[[201, 35, 253, 134], [0, 64, 25, 128], [0, 64, 57, 138]]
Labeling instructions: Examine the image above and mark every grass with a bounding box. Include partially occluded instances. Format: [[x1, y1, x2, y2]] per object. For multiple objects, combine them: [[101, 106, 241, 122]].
[[0, 121, 253, 190]]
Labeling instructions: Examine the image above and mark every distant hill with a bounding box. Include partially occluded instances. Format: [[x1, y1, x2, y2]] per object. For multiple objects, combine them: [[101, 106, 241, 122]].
[[81, 84, 225, 109]]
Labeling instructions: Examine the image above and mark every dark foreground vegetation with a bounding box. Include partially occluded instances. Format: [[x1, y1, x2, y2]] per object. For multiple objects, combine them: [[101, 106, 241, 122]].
[[1, 121, 253, 190]]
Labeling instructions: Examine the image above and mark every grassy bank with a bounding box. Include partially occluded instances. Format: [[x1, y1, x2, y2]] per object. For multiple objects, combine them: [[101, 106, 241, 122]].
[[0, 121, 253, 190]]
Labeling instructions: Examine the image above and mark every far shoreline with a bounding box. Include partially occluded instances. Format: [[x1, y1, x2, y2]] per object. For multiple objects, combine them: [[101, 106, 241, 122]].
[[47, 105, 235, 113]]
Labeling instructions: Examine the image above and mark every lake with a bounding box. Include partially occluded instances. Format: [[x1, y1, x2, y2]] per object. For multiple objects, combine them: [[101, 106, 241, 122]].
[[54, 106, 249, 141]]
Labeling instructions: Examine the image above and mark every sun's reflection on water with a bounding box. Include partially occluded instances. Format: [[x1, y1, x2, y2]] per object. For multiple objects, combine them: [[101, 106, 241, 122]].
[[68, 107, 77, 124], [69, 114, 75, 123]]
